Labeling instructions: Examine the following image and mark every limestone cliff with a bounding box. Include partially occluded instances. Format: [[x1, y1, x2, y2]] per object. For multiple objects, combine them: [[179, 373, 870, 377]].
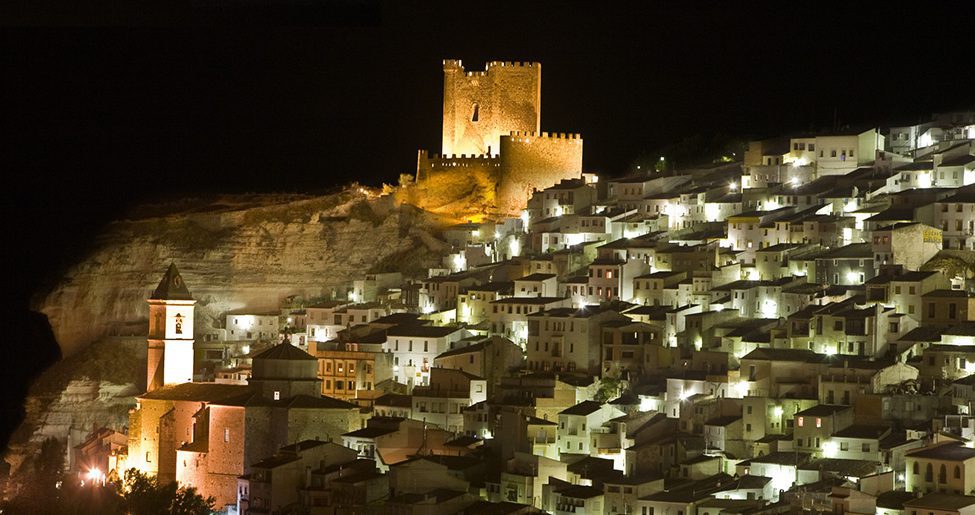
[[38, 188, 444, 357]]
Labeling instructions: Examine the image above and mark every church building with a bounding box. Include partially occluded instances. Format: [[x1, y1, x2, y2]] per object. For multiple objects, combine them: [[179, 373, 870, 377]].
[[126, 264, 366, 509]]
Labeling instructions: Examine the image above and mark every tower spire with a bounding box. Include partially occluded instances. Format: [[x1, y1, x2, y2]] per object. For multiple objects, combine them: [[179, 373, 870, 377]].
[[151, 262, 193, 301]]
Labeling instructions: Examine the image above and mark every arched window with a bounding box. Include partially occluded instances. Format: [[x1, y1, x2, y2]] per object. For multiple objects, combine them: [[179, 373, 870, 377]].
[[913, 462, 919, 474], [926, 463, 933, 481], [471, 103, 479, 122], [940, 464, 947, 483], [955, 465, 962, 479]]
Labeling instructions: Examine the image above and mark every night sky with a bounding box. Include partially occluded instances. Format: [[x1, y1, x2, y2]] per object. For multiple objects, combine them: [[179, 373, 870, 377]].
[[3, 1, 975, 446]]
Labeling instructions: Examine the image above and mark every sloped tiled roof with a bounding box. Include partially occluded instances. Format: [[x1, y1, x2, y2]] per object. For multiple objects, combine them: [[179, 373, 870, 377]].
[[252, 342, 316, 361]]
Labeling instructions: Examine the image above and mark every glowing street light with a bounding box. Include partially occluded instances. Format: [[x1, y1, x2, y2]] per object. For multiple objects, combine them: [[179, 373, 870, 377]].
[[729, 182, 738, 191], [85, 468, 106, 487]]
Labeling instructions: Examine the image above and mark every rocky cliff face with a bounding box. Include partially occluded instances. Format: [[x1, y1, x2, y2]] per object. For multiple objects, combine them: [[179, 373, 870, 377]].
[[5, 188, 447, 481], [38, 189, 445, 357]]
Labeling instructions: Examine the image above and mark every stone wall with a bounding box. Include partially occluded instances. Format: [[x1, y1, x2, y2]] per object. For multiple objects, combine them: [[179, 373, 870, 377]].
[[201, 405, 246, 506], [406, 150, 501, 219], [498, 131, 583, 214]]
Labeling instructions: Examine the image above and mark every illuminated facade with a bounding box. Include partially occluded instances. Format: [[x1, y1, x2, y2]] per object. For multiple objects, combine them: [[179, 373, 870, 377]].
[[146, 263, 196, 393]]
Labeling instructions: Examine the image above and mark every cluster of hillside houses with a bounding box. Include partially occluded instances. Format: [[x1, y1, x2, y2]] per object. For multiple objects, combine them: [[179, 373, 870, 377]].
[[66, 112, 975, 515]]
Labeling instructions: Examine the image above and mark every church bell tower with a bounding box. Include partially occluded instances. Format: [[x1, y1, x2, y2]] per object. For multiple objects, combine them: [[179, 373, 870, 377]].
[[146, 263, 196, 392]]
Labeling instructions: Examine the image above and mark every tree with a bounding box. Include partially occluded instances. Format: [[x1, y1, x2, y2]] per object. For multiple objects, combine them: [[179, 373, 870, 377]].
[[121, 469, 215, 515], [1, 438, 65, 514]]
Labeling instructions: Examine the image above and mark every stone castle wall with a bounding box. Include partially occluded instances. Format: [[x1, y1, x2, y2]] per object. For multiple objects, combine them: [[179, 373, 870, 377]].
[[410, 150, 501, 216], [498, 130, 583, 214], [442, 60, 541, 157]]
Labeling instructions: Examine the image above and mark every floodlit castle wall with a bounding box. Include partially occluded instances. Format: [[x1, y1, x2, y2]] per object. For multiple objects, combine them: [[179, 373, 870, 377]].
[[498, 131, 583, 214], [410, 150, 501, 214]]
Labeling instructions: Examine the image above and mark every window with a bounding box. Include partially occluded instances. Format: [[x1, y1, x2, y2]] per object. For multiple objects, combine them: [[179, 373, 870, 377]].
[[471, 103, 479, 122], [224, 427, 230, 443], [273, 390, 280, 400]]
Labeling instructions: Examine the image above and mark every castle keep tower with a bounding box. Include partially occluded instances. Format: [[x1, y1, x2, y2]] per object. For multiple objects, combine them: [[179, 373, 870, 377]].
[[412, 58, 583, 216], [442, 60, 541, 157], [146, 263, 196, 392]]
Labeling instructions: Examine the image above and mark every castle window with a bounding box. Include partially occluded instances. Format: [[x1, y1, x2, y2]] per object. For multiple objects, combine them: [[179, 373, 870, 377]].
[[471, 103, 479, 122]]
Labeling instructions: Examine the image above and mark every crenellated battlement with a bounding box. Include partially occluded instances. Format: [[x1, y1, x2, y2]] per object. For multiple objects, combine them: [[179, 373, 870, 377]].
[[487, 61, 538, 69], [507, 130, 582, 140], [443, 59, 540, 76], [417, 149, 501, 169]]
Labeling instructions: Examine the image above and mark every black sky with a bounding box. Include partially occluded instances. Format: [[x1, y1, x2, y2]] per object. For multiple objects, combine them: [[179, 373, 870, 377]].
[[2, 0, 975, 454], [3, 1, 975, 296], [6, 1, 975, 304]]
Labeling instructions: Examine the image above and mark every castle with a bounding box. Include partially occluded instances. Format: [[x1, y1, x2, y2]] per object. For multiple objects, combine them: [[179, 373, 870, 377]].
[[411, 60, 585, 216]]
